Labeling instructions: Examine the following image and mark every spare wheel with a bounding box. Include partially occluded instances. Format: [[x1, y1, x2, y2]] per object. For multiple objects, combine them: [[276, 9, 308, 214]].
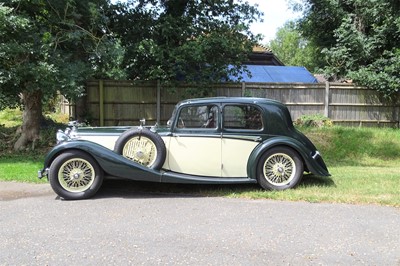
[[114, 128, 166, 170]]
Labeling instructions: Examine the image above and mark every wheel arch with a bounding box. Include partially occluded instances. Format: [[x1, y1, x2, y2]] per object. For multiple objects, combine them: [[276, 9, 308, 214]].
[[247, 137, 310, 180], [43, 141, 122, 177], [43, 140, 163, 182], [44, 146, 105, 175]]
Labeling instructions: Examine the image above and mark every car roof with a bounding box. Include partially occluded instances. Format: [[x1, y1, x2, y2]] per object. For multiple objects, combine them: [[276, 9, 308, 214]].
[[177, 97, 284, 108]]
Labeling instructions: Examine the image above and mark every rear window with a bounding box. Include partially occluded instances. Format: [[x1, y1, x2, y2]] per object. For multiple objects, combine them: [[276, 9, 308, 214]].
[[223, 105, 263, 130]]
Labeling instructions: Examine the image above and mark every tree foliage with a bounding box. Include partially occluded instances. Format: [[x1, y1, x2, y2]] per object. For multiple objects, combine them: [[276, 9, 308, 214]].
[[268, 21, 321, 72], [0, 0, 124, 107], [0, 0, 263, 149], [107, 0, 262, 86], [295, 0, 400, 97], [0, 0, 124, 149]]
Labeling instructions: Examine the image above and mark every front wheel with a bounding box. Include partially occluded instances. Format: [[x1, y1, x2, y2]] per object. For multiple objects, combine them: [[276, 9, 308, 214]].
[[49, 151, 104, 200], [257, 147, 304, 190]]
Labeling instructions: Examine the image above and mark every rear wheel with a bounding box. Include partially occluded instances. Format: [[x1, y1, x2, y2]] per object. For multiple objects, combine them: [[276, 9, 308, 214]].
[[257, 147, 304, 190], [49, 151, 104, 200], [114, 128, 166, 170]]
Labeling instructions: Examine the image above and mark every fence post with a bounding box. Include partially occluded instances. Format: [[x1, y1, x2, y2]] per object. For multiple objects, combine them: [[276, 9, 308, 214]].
[[99, 80, 104, 126], [397, 104, 400, 129], [324, 81, 330, 118], [157, 80, 161, 124], [241, 82, 246, 97]]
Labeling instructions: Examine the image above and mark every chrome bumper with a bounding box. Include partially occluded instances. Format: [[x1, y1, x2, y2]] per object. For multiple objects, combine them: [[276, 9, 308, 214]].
[[38, 168, 49, 179]]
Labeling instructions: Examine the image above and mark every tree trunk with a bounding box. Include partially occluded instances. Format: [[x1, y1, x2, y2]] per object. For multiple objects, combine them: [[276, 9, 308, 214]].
[[14, 90, 43, 151]]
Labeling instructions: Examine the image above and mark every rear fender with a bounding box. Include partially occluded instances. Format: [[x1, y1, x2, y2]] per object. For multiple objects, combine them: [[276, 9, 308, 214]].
[[247, 137, 330, 179]]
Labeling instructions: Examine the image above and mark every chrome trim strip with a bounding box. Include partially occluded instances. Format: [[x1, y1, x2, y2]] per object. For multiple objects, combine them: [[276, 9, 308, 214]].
[[172, 134, 221, 138], [312, 151, 321, 159], [222, 135, 262, 142]]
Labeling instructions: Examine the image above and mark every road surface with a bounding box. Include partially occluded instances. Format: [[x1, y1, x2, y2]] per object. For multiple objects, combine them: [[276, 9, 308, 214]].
[[0, 180, 399, 265]]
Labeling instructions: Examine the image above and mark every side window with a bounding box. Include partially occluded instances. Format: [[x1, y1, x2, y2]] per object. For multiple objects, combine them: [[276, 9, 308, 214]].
[[223, 105, 263, 130], [176, 105, 219, 129]]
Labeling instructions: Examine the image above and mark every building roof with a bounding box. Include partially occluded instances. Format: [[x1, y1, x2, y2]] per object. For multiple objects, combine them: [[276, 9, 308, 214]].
[[246, 45, 284, 66], [230, 65, 318, 83]]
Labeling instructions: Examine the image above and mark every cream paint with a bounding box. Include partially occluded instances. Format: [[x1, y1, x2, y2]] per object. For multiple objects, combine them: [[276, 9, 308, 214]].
[[80, 134, 257, 178], [221, 138, 258, 177], [160, 136, 170, 169], [165, 136, 221, 177], [78, 135, 119, 150]]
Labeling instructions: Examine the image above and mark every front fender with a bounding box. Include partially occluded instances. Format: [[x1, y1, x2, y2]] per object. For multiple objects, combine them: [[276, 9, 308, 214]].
[[41, 140, 162, 182], [247, 136, 330, 179]]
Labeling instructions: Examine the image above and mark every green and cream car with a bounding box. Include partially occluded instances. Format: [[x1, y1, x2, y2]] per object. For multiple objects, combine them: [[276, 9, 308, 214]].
[[39, 97, 330, 200]]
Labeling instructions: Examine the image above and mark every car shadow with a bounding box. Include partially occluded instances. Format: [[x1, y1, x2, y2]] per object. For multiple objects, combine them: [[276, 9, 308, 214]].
[[300, 173, 336, 188], [93, 179, 222, 200], [92, 174, 335, 200]]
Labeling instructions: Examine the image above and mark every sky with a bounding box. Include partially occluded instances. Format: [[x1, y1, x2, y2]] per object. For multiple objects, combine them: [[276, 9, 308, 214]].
[[246, 0, 302, 44]]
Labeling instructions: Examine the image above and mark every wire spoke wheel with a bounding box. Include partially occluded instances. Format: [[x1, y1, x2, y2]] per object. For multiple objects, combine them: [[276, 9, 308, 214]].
[[257, 147, 304, 190], [114, 128, 167, 170], [122, 136, 158, 167], [58, 158, 96, 192], [263, 153, 296, 186], [49, 151, 104, 200]]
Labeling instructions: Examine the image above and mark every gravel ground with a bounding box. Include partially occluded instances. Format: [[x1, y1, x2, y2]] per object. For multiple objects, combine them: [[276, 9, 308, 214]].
[[0, 181, 399, 265]]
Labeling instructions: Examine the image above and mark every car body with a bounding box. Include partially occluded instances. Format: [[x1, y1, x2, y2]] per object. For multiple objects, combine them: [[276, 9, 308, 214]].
[[39, 97, 330, 200]]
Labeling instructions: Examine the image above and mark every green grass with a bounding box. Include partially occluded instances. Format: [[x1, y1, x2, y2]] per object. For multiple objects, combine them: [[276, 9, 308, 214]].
[[218, 166, 399, 207], [0, 116, 399, 207], [300, 126, 400, 166], [0, 156, 45, 183], [0, 108, 23, 127]]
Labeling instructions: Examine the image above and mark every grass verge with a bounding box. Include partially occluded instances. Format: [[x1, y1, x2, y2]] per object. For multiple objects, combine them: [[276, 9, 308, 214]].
[[0, 156, 45, 183]]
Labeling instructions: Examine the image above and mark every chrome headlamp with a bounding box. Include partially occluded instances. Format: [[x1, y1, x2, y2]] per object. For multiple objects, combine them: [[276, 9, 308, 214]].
[[56, 121, 79, 144], [56, 129, 70, 144]]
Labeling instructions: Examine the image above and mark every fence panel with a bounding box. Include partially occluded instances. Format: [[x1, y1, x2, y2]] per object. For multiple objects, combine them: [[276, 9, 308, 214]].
[[73, 80, 399, 128]]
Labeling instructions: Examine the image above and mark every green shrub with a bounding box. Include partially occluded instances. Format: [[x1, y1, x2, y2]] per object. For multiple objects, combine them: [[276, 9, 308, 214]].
[[294, 114, 333, 128]]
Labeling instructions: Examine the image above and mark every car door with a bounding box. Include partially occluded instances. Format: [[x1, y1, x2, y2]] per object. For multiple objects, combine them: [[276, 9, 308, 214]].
[[166, 104, 222, 177], [221, 104, 263, 178]]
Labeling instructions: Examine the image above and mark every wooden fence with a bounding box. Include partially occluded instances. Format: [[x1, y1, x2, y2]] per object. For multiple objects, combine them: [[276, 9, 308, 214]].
[[66, 80, 400, 128]]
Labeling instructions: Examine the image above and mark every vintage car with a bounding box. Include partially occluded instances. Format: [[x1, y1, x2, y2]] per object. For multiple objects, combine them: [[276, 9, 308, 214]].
[[38, 97, 330, 200]]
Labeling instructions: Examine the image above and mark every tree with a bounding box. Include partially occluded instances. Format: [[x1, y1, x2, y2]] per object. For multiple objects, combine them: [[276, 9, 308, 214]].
[[0, 0, 262, 150], [107, 0, 262, 87], [268, 21, 321, 72], [0, 1, 124, 150], [295, 0, 400, 97]]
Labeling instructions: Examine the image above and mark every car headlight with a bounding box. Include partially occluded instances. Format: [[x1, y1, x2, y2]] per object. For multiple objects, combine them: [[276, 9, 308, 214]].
[[56, 129, 70, 144]]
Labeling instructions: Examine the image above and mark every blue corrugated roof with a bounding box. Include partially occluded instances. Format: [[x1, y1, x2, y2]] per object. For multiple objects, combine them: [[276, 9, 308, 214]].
[[231, 65, 317, 83]]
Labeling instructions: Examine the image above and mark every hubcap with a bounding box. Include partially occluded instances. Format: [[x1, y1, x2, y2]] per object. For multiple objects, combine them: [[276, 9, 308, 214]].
[[263, 153, 296, 186], [122, 136, 157, 167], [58, 158, 96, 192]]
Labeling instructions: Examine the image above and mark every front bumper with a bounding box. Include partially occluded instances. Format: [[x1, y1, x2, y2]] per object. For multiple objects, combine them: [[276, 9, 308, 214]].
[[38, 168, 49, 179]]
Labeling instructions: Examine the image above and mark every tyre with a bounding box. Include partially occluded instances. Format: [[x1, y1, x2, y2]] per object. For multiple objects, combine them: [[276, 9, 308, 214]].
[[49, 151, 104, 200], [114, 128, 166, 170], [257, 146, 304, 190]]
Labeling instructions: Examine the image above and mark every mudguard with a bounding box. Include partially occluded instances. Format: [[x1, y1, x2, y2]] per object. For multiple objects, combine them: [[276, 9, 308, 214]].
[[40, 140, 162, 182], [247, 136, 330, 179]]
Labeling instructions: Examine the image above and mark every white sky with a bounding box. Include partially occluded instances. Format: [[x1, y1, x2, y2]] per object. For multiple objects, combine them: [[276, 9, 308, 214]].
[[246, 0, 302, 44]]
